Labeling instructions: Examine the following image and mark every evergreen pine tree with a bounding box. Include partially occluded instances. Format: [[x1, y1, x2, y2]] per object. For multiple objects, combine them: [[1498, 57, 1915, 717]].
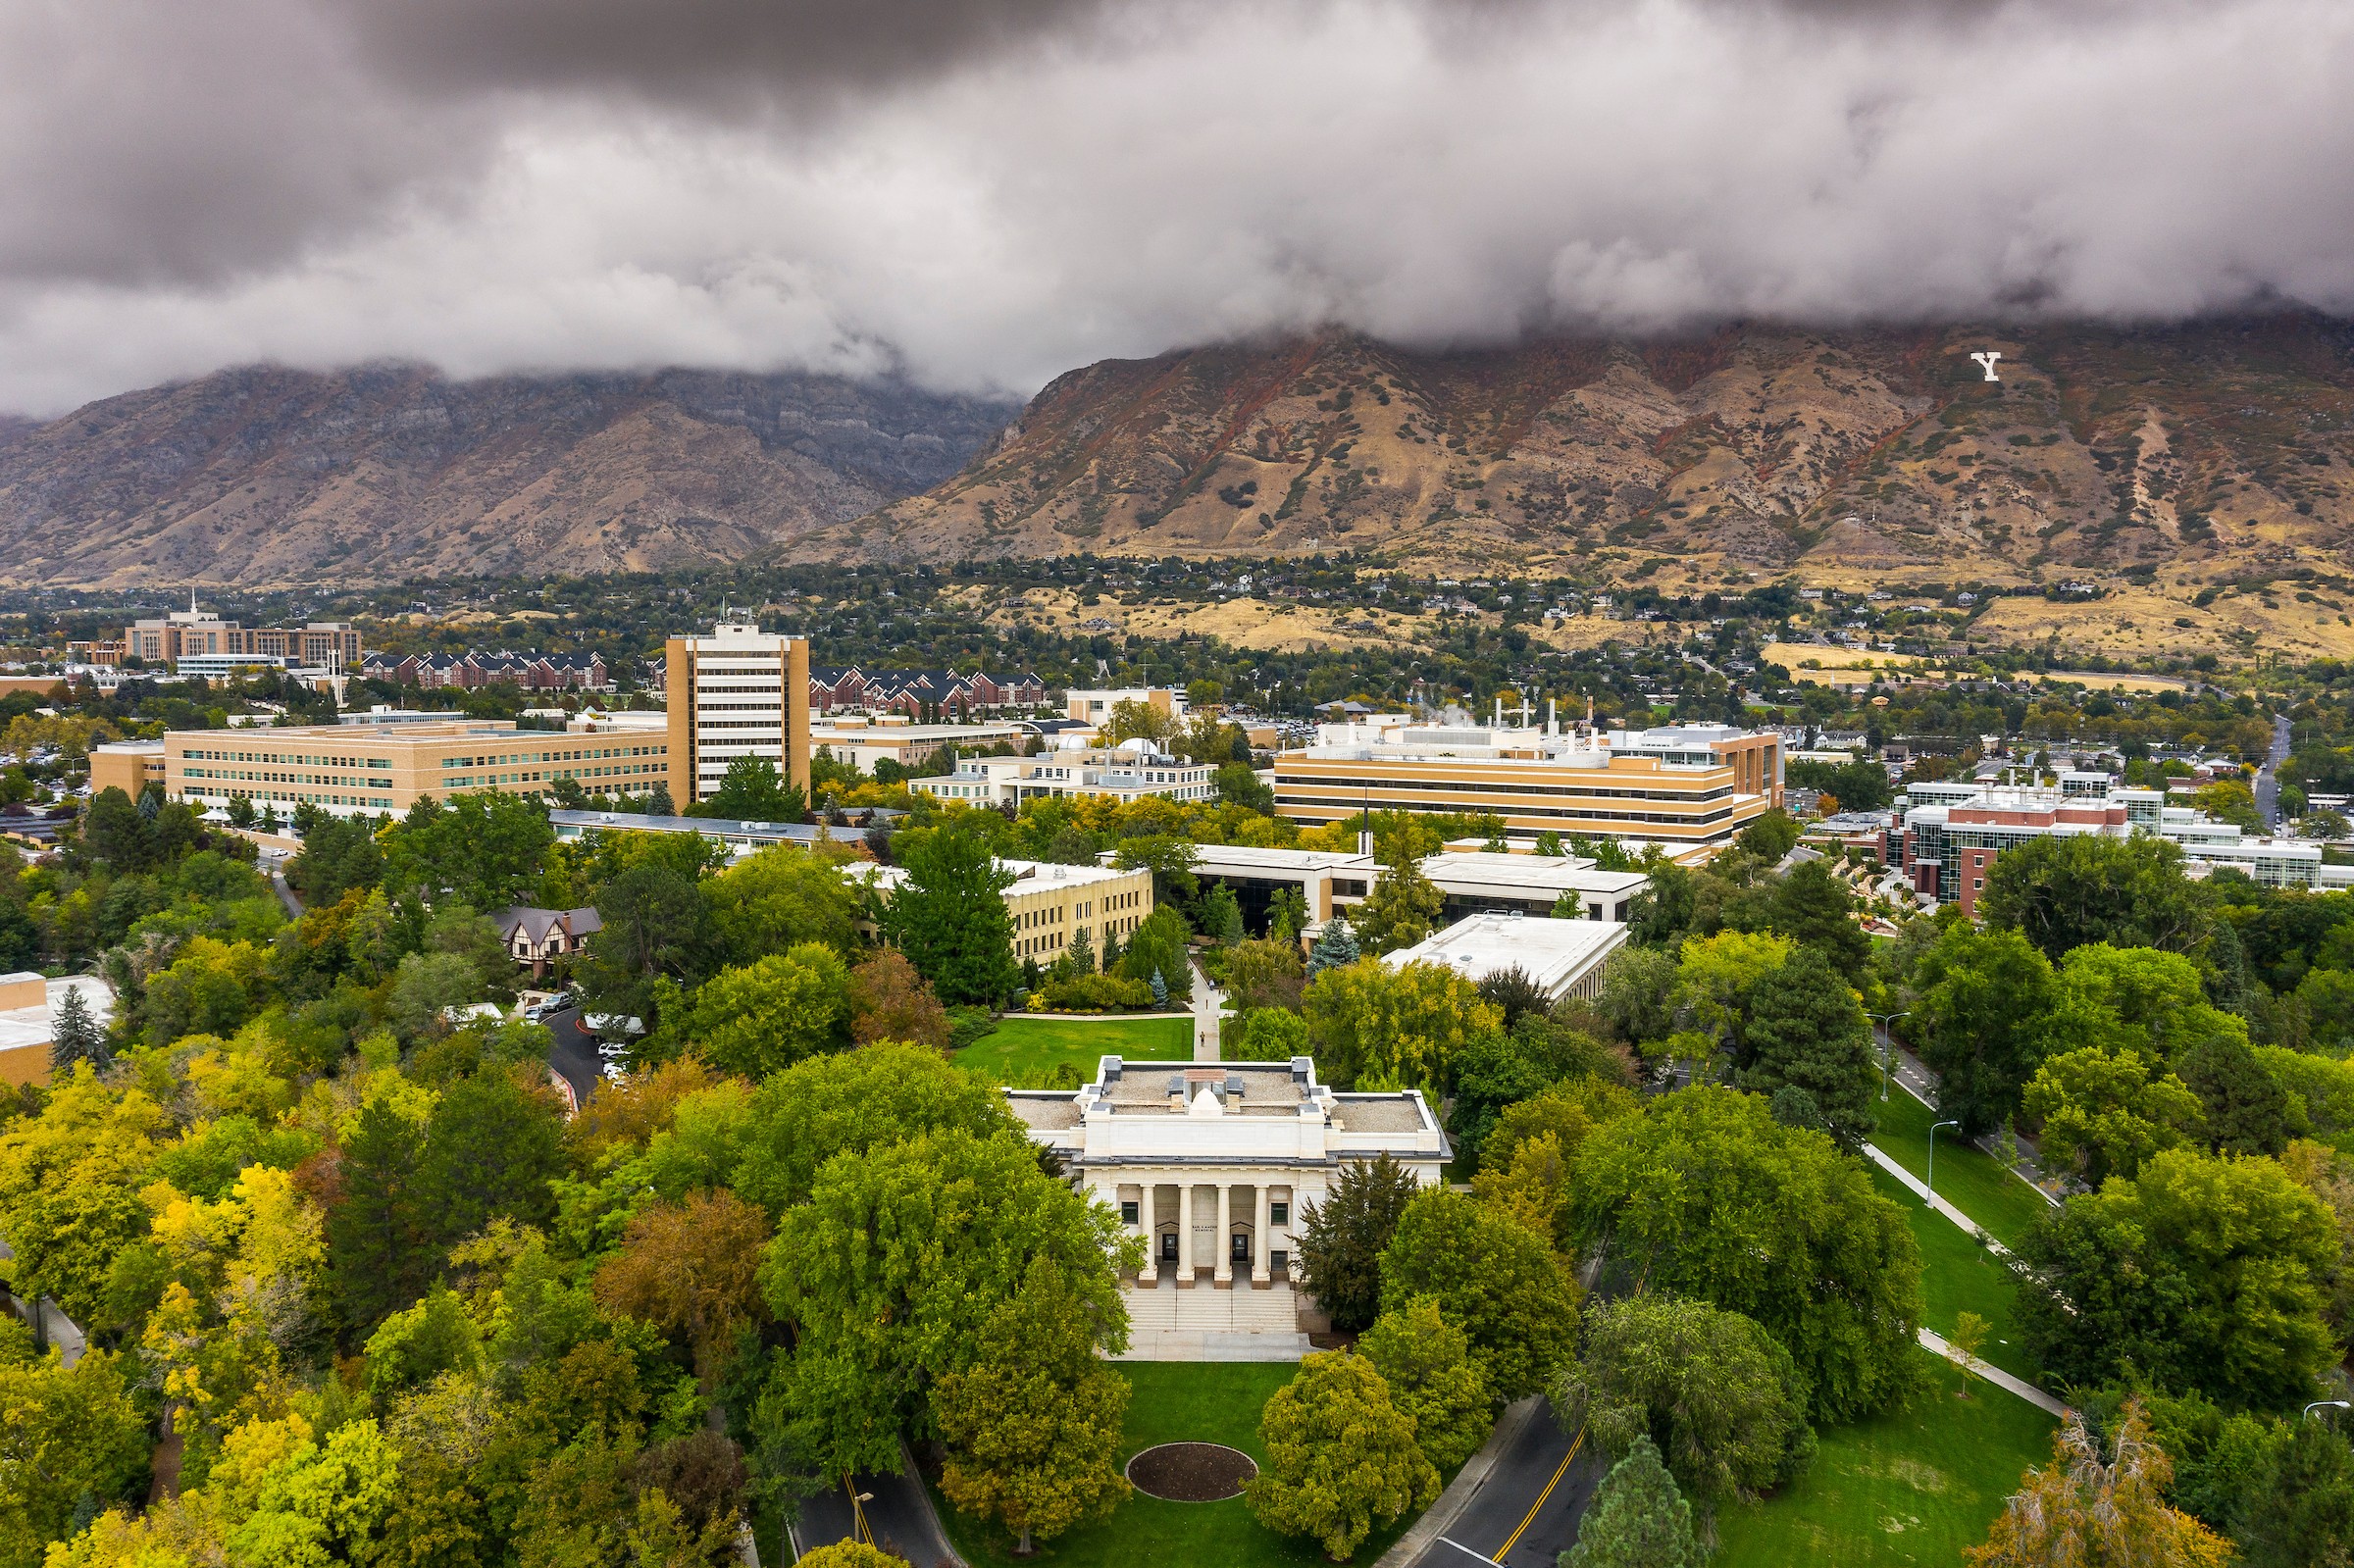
[[1307, 918, 1360, 976], [328, 1099, 431, 1340], [1063, 925, 1096, 976], [1737, 947, 1877, 1145], [47, 984, 107, 1073], [1565, 1435, 1701, 1568], [1150, 969, 1169, 1008]]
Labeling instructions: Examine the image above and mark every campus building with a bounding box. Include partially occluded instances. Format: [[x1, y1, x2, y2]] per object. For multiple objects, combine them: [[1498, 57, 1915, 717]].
[[909, 743, 1218, 808], [809, 716, 1030, 778], [125, 595, 361, 675], [1900, 778, 2354, 915], [548, 810, 867, 861], [860, 857, 1154, 970], [1272, 719, 1781, 850], [1385, 912, 1630, 1003], [1005, 1056, 1448, 1353], [1182, 843, 1651, 937], [661, 622, 812, 809], [147, 720, 670, 817]]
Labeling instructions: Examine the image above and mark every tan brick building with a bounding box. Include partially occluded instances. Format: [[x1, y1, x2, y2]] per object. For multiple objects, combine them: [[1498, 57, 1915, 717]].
[[663, 622, 812, 807], [154, 720, 669, 817]]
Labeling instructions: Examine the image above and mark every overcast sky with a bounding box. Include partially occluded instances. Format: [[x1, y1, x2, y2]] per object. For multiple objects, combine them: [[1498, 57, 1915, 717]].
[[3, 0, 2352, 415]]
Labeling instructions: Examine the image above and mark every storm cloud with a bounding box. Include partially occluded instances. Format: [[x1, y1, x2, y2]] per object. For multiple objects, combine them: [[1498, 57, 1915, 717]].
[[3, 0, 2352, 413]]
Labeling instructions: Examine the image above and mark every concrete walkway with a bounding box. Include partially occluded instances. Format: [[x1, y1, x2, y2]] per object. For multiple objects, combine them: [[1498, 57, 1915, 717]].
[[1918, 1328, 2072, 1419], [1862, 1144, 2016, 1257], [1190, 955, 1225, 1062], [1885, 1044, 2065, 1205]]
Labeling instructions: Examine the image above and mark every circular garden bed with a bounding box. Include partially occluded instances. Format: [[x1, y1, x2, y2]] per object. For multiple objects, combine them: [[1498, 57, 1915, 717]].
[[1124, 1442, 1258, 1502]]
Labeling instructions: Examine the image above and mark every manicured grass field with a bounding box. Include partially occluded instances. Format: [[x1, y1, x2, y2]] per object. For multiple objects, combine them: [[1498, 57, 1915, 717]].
[[1869, 1086, 2058, 1248], [1712, 1351, 2057, 1568], [930, 1361, 1436, 1567], [952, 1013, 1195, 1087], [1869, 1167, 2039, 1384]]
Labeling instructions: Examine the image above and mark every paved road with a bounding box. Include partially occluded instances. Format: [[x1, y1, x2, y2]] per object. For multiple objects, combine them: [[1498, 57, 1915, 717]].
[[258, 851, 303, 920], [1407, 1402, 1602, 1568], [2256, 712, 2292, 829], [540, 1004, 600, 1109], [791, 1452, 964, 1567]]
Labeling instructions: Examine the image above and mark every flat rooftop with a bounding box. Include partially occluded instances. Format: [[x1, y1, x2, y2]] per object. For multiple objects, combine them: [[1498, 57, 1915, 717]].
[[1385, 912, 1628, 997], [1420, 850, 1649, 896]]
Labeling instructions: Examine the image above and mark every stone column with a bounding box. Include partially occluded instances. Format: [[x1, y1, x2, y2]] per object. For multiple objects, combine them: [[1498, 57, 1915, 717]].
[[1252, 1184, 1272, 1287], [1139, 1177, 1158, 1285], [1214, 1184, 1234, 1288], [1175, 1183, 1196, 1288]]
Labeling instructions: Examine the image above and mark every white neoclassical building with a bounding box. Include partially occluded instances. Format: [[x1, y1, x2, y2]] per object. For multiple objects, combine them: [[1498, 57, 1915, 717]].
[[1006, 1056, 1448, 1356]]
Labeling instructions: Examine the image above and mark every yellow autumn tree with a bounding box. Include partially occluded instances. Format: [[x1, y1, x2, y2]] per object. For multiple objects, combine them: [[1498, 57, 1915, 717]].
[[1967, 1399, 2232, 1568]]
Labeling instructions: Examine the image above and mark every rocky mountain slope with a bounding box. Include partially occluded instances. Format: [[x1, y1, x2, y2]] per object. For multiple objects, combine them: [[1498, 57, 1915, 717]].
[[0, 365, 1019, 586], [794, 319, 2354, 589]]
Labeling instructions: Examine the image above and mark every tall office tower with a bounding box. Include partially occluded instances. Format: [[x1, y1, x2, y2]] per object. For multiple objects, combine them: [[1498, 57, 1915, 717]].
[[662, 622, 812, 809]]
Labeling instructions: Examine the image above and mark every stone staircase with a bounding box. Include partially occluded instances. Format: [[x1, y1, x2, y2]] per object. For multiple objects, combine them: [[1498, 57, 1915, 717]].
[[1115, 1276, 1312, 1361]]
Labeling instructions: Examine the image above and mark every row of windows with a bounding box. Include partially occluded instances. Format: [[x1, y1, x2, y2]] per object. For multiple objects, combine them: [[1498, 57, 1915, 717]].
[[1273, 774, 1732, 803], [442, 744, 663, 769], [1279, 795, 1736, 828], [184, 748, 391, 769]]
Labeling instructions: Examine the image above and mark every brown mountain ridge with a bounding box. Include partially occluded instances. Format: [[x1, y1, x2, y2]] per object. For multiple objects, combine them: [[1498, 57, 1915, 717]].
[[794, 318, 2354, 592], [0, 364, 1020, 587]]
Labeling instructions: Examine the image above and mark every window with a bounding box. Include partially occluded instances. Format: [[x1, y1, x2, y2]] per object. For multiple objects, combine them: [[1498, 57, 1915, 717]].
[[1269, 1201, 1289, 1226], [1120, 1200, 1139, 1224]]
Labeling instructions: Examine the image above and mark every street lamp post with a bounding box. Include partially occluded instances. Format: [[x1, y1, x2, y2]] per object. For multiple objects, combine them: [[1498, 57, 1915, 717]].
[[1927, 1120, 1961, 1209], [2306, 1400, 2352, 1420], [1867, 1010, 1910, 1102]]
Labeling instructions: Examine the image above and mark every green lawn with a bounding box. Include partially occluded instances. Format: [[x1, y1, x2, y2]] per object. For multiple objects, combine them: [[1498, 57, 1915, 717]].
[[1869, 1087, 2057, 1248], [1869, 1167, 2038, 1385], [953, 1014, 1195, 1087], [929, 1362, 1439, 1567], [1712, 1351, 2057, 1568]]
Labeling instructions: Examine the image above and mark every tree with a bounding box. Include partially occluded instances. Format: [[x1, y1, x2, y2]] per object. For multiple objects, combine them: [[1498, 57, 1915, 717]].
[[1115, 908, 1193, 1005], [1736, 946, 1877, 1145], [1977, 834, 2212, 961], [1948, 1310, 1990, 1393], [1668, 930, 1792, 1068], [1246, 1351, 1439, 1562], [759, 1129, 1135, 1478], [1556, 1294, 1811, 1514], [792, 1546, 911, 1568], [578, 861, 709, 1031], [0, 1338, 149, 1568], [47, 985, 106, 1075], [1595, 944, 1678, 1052], [1967, 1400, 2231, 1568], [418, 1065, 565, 1248], [593, 1189, 771, 1387], [2013, 1146, 2337, 1409], [846, 949, 952, 1050], [79, 787, 148, 872], [2022, 1046, 2205, 1186], [1224, 937, 1306, 1014], [1357, 1296, 1492, 1470], [386, 949, 485, 1041], [1231, 1006, 1310, 1062], [703, 844, 860, 965], [733, 1042, 1015, 1214], [284, 811, 384, 906], [1267, 886, 1309, 944], [2234, 1413, 2354, 1568], [362, 1281, 484, 1397], [1380, 1188, 1580, 1402], [883, 822, 1019, 1006], [1294, 1152, 1419, 1334], [1354, 844, 1444, 955], [1304, 958, 1502, 1092], [678, 943, 853, 1079], [2175, 1026, 2289, 1157], [382, 792, 554, 911], [2192, 780, 2265, 834], [1565, 1435, 1701, 1568], [1736, 809, 1801, 863], [1761, 860, 1870, 971], [1199, 882, 1245, 942], [1914, 925, 2064, 1137], [693, 754, 806, 823], [1574, 1088, 1922, 1423], [1109, 835, 1199, 907], [328, 1099, 432, 1339], [1305, 917, 1358, 975], [934, 1258, 1132, 1554]]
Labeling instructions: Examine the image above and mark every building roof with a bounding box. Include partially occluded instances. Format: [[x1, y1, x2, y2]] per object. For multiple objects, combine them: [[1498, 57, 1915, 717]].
[[546, 810, 867, 850], [1418, 850, 1650, 899], [0, 976, 114, 1055], [491, 906, 602, 944], [1385, 912, 1629, 1000]]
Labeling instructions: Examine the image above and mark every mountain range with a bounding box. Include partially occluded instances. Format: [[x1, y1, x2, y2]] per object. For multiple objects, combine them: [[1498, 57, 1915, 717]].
[[4, 320, 2353, 593]]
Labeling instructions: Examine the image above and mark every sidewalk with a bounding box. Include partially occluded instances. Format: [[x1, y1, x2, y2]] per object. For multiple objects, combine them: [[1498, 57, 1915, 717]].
[[1861, 1144, 2014, 1257], [1886, 1042, 2066, 1204], [1918, 1328, 2072, 1419]]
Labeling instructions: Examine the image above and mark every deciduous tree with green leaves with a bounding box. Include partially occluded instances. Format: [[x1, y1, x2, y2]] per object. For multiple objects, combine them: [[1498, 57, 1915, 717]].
[[1914, 924, 2065, 1137], [1977, 833, 2213, 962], [1380, 1187, 1580, 1403], [1573, 1087, 1922, 1423], [677, 943, 853, 1080], [934, 1258, 1133, 1555], [1554, 1294, 1812, 1516], [2022, 1044, 2206, 1186], [1246, 1351, 1439, 1562], [1353, 843, 1444, 955], [1304, 957, 1502, 1092], [1356, 1295, 1492, 1470]]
